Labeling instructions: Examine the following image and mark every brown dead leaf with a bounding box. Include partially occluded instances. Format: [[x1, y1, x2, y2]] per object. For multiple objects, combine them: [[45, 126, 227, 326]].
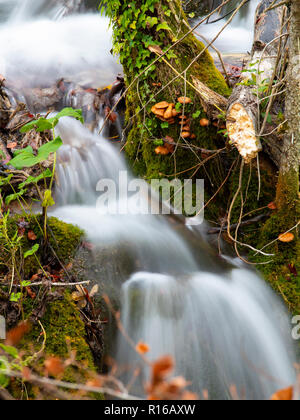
[[5, 321, 31, 346], [45, 357, 65, 377], [7, 142, 17, 149], [136, 341, 150, 355], [148, 45, 164, 55], [27, 230, 37, 241], [278, 232, 295, 243], [271, 386, 294, 401], [268, 202, 277, 210], [86, 378, 103, 388], [152, 355, 174, 383]]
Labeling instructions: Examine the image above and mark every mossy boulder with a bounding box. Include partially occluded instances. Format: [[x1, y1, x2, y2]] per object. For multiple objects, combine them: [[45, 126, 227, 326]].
[[0, 214, 83, 279]]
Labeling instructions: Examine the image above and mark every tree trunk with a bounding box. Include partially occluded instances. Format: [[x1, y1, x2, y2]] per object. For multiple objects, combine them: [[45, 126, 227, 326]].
[[276, 0, 300, 219], [105, 0, 231, 181]]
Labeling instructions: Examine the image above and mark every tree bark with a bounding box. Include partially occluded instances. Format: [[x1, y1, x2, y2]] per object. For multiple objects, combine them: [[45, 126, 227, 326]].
[[276, 0, 300, 218], [108, 0, 231, 180], [226, 85, 262, 163]]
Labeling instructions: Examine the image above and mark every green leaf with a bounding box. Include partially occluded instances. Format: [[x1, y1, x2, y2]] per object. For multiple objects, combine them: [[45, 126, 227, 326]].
[[37, 137, 63, 160], [9, 151, 39, 170], [192, 111, 201, 119], [42, 190, 55, 208], [9, 292, 22, 303], [0, 174, 13, 187], [20, 108, 84, 134], [9, 137, 62, 170], [24, 244, 39, 259], [55, 108, 84, 124], [19, 169, 52, 189], [20, 117, 54, 133], [21, 281, 31, 287], [156, 22, 170, 31], [5, 189, 26, 205], [0, 344, 18, 359]]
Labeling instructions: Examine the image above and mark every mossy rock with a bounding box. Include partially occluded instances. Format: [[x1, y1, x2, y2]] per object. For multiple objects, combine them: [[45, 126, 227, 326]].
[[0, 214, 83, 279], [249, 211, 300, 314], [10, 291, 103, 400]]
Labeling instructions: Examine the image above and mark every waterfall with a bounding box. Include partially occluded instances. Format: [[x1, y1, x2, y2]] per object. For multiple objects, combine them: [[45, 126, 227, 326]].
[[51, 116, 296, 400], [0, 0, 297, 400]]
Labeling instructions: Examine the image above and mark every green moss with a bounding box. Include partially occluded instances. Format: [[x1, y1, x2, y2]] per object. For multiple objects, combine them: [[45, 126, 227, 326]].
[[11, 291, 103, 400], [0, 214, 83, 278], [108, 0, 231, 181], [24, 291, 94, 366], [249, 212, 300, 314]]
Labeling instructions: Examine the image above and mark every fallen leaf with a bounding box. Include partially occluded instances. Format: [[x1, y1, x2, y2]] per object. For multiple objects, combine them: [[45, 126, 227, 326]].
[[5, 321, 31, 346], [268, 202, 277, 210], [152, 355, 174, 383], [278, 232, 294, 243], [86, 378, 103, 388], [27, 230, 37, 241], [7, 142, 17, 149], [26, 287, 36, 300], [148, 45, 164, 55], [136, 341, 150, 354], [45, 357, 65, 377], [271, 386, 293, 401]]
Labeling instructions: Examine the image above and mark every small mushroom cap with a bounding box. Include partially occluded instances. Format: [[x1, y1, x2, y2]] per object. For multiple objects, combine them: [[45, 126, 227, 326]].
[[200, 118, 210, 127], [155, 101, 169, 109], [181, 131, 191, 138], [178, 96, 192, 104], [164, 104, 173, 120], [190, 134, 196, 139], [278, 232, 294, 243], [155, 146, 169, 155], [151, 106, 166, 118], [182, 125, 191, 131]]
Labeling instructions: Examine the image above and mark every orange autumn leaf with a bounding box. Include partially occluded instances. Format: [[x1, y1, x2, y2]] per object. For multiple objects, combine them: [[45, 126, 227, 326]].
[[5, 321, 31, 346], [27, 230, 37, 241], [268, 202, 277, 210], [45, 357, 65, 377], [152, 355, 174, 383], [271, 386, 294, 401], [7, 142, 17, 149], [278, 232, 295, 243], [136, 341, 150, 355], [86, 378, 103, 388]]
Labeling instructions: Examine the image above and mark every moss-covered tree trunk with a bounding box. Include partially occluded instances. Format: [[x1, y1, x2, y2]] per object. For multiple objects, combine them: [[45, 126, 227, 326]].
[[106, 0, 231, 182], [276, 0, 300, 218], [253, 0, 300, 313]]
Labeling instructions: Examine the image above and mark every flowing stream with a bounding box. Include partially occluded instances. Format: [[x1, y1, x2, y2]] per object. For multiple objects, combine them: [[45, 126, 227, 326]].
[[0, 0, 297, 400]]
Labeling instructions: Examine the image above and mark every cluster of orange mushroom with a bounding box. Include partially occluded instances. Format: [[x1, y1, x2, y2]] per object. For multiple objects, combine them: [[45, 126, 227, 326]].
[[151, 97, 198, 141], [151, 101, 178, 124]]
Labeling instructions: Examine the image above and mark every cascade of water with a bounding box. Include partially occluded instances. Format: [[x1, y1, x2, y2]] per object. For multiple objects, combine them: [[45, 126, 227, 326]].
[[51, 116, 296, 399], [194, 0, 260, 53], [0, 1, 121, 89], [0, 0, 296, 400]]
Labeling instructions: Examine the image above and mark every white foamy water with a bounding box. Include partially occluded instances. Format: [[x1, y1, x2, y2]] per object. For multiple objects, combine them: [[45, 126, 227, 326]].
[[0, 1, 121, 88], [195, 0, 260, 53], [51, 117, 296, 399], [1, 0, 297, 400]]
